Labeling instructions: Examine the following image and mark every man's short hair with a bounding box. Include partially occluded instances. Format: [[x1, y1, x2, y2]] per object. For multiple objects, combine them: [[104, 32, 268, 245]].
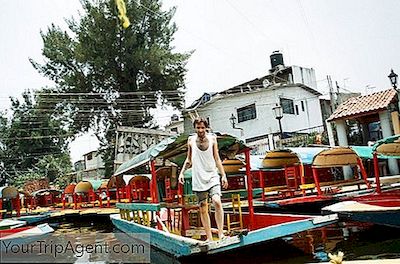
[[193, 117, 209, 128]]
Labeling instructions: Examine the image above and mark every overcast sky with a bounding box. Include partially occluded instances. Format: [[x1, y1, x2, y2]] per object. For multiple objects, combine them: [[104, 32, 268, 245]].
[[1, 0, 400, 162]]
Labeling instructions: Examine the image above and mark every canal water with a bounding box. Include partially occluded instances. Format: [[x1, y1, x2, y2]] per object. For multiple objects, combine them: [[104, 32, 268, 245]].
[[46, 215, 400, 263]]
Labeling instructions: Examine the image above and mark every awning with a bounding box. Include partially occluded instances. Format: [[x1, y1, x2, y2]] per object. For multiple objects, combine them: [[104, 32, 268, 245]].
[[288, 147, 328, 165], [350, 146, 373, 159], [372, 134, 400, 158], [74, 181, 93, 193], [114, 133, 247, 177], [312, 147, 360, 168], [0, 186, 19, 199]]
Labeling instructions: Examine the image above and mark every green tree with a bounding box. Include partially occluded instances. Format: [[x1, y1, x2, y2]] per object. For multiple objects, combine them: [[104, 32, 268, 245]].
[[31, 0, 190, 177], [0, 90, 72, 186]]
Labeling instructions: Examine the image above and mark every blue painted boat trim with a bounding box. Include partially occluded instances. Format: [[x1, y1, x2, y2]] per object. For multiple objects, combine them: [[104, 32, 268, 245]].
[[14, 214, 50, 225], [339, 210, 400, 228], [110, 213, 338, 257]]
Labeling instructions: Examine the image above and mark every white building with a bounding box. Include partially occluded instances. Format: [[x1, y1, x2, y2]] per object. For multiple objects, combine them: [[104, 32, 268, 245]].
[[164, 114, 184, 134], [81, 150, 105, 180], [183, 52, 324, 153]]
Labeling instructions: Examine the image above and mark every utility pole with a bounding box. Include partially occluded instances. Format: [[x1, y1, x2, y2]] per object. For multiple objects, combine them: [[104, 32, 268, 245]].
[[335, 81, 340, 106], [327, 75, 336, 112]]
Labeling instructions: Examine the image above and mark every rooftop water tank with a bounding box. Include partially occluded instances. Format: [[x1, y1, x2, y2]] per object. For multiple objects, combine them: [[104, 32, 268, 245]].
[[270, 51, 284, 69]]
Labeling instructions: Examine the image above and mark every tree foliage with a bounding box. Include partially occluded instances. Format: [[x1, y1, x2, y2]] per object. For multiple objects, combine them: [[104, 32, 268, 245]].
[[30, 0, 190, 176], [0, 91, 72, 186]]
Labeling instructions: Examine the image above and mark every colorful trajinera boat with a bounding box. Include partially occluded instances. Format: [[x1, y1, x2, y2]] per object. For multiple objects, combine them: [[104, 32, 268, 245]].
[[252, 147, 372, 213], [323, 135, 400, 228], [110, 133, 338, 257]]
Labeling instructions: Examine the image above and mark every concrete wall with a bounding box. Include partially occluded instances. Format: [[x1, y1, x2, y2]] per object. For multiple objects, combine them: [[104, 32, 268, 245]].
[[291, 66, 317, 90]]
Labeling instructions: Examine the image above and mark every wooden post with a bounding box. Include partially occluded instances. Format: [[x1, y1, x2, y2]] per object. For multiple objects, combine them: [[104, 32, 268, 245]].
[[245, 149, 254, 230], [357, 158, 371, 189], [312, 168, 322, 196], [373, 152, 381, 194]]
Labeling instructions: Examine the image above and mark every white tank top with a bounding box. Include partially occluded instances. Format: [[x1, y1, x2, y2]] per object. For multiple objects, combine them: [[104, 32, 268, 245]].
[[190, 134, 220, 191]]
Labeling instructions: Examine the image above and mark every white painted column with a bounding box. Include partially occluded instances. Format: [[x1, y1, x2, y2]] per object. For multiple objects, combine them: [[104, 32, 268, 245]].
[[379, 111, 399, 175], [336, 119, 353, 180], [268, 134, 275, 150], [326, 120, 335, 147]]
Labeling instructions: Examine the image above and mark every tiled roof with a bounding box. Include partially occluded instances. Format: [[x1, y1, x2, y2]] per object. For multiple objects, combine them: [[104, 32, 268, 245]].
[[327, 89, 398, 121]]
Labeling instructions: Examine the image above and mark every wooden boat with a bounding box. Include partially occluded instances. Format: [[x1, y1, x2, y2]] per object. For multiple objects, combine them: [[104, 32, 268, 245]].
[[110, 133, 339, 257], [0, 219, 26, 230], [0, 223, 54, 247], [322, 135, 400, 227], [14, 213, 50, 225]]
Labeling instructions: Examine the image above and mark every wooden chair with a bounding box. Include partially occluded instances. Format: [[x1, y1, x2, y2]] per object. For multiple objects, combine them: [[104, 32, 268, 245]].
[[226, 194, 243, 234]]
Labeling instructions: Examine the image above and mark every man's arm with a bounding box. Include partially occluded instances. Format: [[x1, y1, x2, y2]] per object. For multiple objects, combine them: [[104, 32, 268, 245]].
[[178, 139, 192, 184], [212, 136, 228, 189]]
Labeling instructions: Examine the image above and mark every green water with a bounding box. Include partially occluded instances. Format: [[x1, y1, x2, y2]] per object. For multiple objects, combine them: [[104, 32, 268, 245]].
[[47, 215, 400, 263]]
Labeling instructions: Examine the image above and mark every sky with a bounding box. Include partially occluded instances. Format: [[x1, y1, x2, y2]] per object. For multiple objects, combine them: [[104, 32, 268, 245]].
[[1, 0, 400, 162]]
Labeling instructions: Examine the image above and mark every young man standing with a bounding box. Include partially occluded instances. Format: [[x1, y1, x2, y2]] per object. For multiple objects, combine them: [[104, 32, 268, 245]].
[[178, 117, 228, 241]]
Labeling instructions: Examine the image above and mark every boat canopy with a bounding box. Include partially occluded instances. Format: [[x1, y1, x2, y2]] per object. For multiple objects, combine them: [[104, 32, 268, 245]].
[[108, 175, 127, 188], [262, 149, 300, 169], [31, 189, 61, 196], [114, 133, 247, 177], [64, 183, 76, 194], [350, 146, 373, 159], [0, 186, 18, 199], [288, 147, 328, 165], [312, 147, 361, 168], [127, 175, 151, 185], [372, 134, 400, 158], [87, 180, 104, 191], [74, 181, 93, 193]]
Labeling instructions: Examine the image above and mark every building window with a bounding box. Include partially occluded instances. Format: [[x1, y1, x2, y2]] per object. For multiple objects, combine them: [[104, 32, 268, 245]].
[[295, 105, 299, 115], [207, 117, 211, 126], [301, 101, 305, 111], [237, 104, 256, 123], [171, 127, 178, 133], [87, 153, 93, 161], [280, 98, 295, 114]]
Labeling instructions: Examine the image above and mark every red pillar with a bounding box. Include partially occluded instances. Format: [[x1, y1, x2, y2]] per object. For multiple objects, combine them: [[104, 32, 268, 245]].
[[116, 187, 120, 202], [127, 185, 132, 202], [258, 170, 265, 201], [245, 149, 254, 230], [150, 160, 159, 203], [98, 191, 103, 208], [178, 182, 183, 204], [373, 152, 381, 194], [15, 197, 21, 217], [62, 194, 66, 209], [107, 188, 111, 208], [74, 193, 78, 209], [357, 158, 371, 189], [150, 160, 161, 230], [300, 164, 306, 196], [312, 168, 322, 196]]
